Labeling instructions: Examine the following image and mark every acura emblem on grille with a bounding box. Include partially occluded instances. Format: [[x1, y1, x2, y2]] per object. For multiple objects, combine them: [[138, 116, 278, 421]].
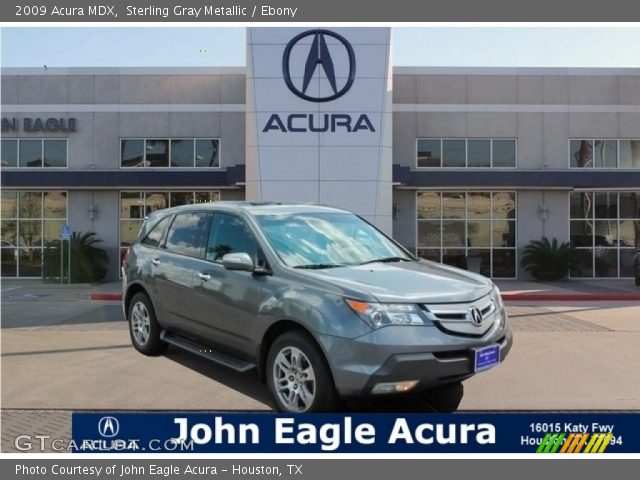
[[468, 307, 483, 326]]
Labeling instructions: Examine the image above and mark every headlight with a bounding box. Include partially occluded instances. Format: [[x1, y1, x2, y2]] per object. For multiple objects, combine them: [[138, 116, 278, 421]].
[[345, 299, 430, 329], [490, 285, 507, 328], [490, 285, 504, 309]]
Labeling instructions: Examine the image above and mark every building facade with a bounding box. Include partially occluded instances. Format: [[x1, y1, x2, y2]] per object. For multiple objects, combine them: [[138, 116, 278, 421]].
[[2, 27, 639, 281]]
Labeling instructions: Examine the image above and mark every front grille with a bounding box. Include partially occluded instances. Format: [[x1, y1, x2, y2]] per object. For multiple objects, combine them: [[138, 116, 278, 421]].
[[421, 294, 498, 337]]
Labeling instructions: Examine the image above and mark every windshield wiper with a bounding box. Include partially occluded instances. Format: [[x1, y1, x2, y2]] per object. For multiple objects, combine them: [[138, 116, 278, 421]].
[[358, 256, 412, 266], [294, 264, 345, 270]]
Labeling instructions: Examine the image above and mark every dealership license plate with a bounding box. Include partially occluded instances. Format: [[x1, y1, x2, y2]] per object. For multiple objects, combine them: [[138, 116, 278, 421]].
[[474, 344, 501, 372]]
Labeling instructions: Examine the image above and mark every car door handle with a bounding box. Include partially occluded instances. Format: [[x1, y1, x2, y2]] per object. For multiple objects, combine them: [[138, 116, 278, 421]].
[[151, 258, 161, 266], [197, 272, 212, 281]]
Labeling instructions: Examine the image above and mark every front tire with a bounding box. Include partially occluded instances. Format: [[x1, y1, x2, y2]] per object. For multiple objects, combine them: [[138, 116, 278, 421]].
[[128, 292, 167, 356], [266, 331, 340, 413]]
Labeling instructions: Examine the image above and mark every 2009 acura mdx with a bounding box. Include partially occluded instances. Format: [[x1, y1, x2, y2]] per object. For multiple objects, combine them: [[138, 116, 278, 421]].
[[122, 202, 512, 413]]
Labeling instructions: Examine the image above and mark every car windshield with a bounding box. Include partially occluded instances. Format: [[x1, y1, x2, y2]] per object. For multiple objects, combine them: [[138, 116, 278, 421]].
[[255, 211, 412, 268]]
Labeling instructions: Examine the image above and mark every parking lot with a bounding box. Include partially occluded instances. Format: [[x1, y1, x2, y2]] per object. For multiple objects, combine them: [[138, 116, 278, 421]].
[[1, 279, 639, 450]]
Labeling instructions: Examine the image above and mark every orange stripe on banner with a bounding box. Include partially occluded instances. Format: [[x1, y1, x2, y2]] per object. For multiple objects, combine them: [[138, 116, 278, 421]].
[[560, 434, 575, 453], [572, 434, 589, 453]]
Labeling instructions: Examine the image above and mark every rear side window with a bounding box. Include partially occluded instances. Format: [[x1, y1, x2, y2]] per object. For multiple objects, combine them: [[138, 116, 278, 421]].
[[141, 215, 173, 248], [165, 212, 210, 258]]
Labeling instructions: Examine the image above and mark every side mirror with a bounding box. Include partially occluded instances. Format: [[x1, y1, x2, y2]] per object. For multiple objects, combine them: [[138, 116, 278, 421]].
[[221, 252, 255, 272]]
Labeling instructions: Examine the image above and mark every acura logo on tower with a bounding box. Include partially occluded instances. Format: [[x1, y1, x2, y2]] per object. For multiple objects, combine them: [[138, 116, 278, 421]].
[[282, 29, 356, 102], [98, 416, 120, 438], [468, 307, 484, 326]]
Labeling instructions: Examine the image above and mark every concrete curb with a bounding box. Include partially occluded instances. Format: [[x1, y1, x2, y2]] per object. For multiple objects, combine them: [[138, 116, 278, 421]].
[[91, 292, 640, 302]]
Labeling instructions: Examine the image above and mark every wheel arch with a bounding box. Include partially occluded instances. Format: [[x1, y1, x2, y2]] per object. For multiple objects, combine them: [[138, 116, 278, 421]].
[[257, 320, 332, 383]]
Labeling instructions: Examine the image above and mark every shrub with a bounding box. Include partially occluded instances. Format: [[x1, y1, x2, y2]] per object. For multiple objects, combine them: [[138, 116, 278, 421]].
[[43, 231, 108, 283], [520, 237, 575, 281]]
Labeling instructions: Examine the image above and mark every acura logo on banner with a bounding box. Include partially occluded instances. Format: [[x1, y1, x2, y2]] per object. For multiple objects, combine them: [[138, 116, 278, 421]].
[[282, 29, 356, 102]]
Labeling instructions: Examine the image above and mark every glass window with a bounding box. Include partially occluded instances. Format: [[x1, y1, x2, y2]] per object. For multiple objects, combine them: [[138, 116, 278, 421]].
[[170, 139, 194, 167], [442, 140, 465, 167], [619, 192, 640, 219], [570, 140, 593, 168], [417, 139, 441, 167], [170, 192, 194, 207], [594, 140, 617, 168], [19, 140, 42, 167], [417, 138, 516, 168], [467, 140, 490, 167], [122, 138, 220, 168], [416, 191, 517, 278], [165, 212, 209, 258], [144, 192, 168, 216], [43, 140, 67, 167], [120, 192, 144, 219], [1, 220, 17, 244], [468, 220, 491, 247], [594, 192, 617, 219], [206, 214, 258, 262], [145, 140, 169, 167], [417, 221, 441, 248], [1, 190, 67, 278], [43, 220, 64, 242], [1, 247, 17, 277], [19, 192, 42, 218], [121, 139, 144, 167], [442, 220, 465, 247], [1, 139, 17, 167], [119, 191, 220, 273], [570, 191, 640, 277], [120, 220, 143, 247], [442, 192, 465, 219], [43, 192, 67, 219], [2, 191, 18, 218], [417, 192, 441, 219], [195, 139, 220, 168], [18, 249, 41, 277], [142, 215, 173, 248], [195, 191, 220, 204], [492, 140, 516, 167], [467, 192, 491, 219], [256, 212, 410, 268], [619, 140, 640, 168], [570, 192, 593, 219]]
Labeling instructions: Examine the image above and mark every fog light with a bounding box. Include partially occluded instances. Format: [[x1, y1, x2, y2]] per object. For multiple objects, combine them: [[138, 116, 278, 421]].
[[371, 380, 419, 394]]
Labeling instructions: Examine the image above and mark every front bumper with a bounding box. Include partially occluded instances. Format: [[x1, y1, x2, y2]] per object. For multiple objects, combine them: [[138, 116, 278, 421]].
[[317, 319, 513, 397]]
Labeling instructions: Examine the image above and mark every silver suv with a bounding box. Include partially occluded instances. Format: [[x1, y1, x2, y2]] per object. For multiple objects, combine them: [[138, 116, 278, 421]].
[[122, 202, 512, 413]]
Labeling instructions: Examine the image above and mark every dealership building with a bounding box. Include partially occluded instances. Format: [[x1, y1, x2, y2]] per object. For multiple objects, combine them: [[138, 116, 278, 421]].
[[1, 27, 639, 281]]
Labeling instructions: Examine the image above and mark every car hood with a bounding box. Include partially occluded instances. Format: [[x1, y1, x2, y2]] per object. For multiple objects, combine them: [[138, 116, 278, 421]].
[[305, 260, 493, 304]]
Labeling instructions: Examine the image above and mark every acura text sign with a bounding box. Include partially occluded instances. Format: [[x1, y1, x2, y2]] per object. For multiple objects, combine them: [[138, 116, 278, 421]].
[[246, 28, 393, 232]]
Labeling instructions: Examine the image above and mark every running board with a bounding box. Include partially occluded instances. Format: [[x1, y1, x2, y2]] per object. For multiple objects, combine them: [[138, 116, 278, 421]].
[[161, 331, 256, 373]]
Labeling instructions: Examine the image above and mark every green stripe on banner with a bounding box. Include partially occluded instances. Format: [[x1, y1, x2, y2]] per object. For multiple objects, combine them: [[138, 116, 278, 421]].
[[542, 434, 559, 453], [550, 433, 566, 453], [536, 434, 552, 453]]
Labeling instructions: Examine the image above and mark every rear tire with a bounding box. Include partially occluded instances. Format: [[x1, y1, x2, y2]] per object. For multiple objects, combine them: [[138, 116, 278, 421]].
[[266, 331, 340, 413], [420, 381, 464, 413], [128, 292, 167, 356]]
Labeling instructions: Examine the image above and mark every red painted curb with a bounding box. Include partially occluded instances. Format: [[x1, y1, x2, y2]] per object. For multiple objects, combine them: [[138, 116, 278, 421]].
[[502, 292, 640, 302], [90, 293, 122, 301], [90, 292, 640, 302]]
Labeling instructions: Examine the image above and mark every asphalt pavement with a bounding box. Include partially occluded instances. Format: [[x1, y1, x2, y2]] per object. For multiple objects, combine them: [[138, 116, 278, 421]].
[[1, 279, 639, 451]]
